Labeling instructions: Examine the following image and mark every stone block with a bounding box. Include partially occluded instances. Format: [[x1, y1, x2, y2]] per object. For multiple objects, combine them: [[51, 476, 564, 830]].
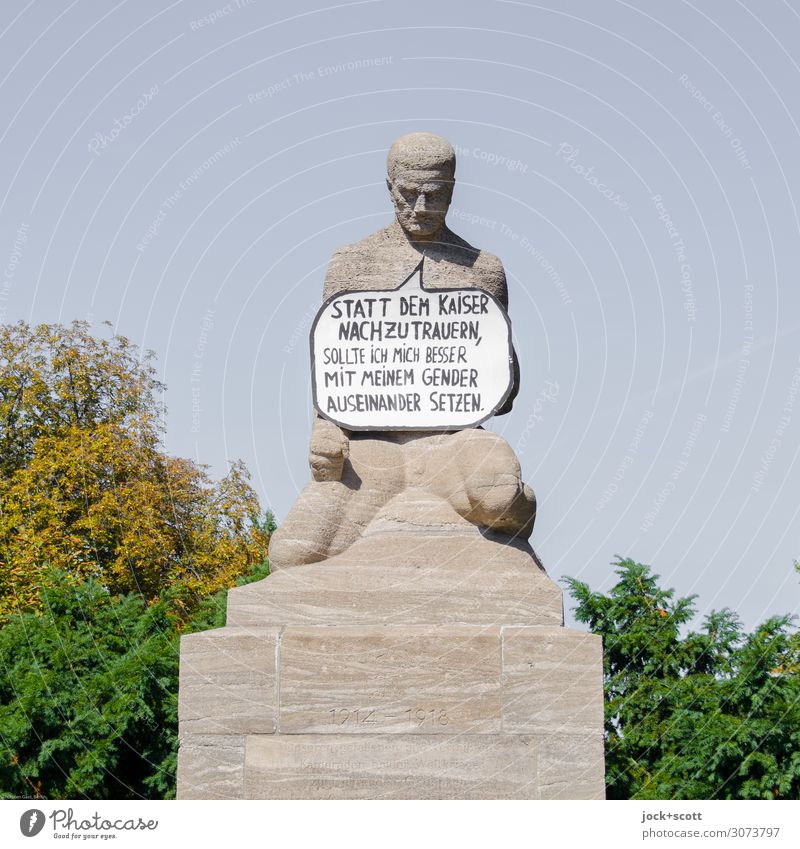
[[501, 627, 604, 735], [227, 534, 562, 628], [176, 735, 245, 800], [244, 734, 539, 799], [537, 733, 606, 800], [279, 625, 501, 733], [179, 627, 279, 735]]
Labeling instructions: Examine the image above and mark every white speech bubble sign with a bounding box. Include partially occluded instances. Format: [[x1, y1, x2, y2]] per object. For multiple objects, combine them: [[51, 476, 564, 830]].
[[310, 260, 514, 430]]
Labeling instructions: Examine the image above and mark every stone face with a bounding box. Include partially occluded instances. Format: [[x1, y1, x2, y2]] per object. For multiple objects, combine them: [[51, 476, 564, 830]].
[[178, 628, 279, 735], [279, 626, 501, 734], [244, 734, 539, 800]]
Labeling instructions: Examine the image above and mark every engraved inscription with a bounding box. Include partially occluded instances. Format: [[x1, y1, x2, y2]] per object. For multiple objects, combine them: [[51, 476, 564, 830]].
[[405, 707, 449, 726], [328, 708, 379, 725], [326, 707, 449, 726]]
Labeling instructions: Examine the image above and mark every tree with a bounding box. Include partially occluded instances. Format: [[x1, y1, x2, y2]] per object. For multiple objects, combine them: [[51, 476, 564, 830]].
[[0, 320, 160, 479], [0, 320, 274, 798], [565, 558, 800, 799], [0, 321, 270, 619], [0, 570, 178, 799], [0, 561, 269, 799]]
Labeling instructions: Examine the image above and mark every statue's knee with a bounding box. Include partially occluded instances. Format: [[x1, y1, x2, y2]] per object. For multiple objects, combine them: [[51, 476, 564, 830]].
[[513, 483, 537, 538], [465, 481, 535, 539], [456, 429, 521, 476], [458, 431, 521, 499], [268, 526, 330, 570], [455, 429, 535, 537]]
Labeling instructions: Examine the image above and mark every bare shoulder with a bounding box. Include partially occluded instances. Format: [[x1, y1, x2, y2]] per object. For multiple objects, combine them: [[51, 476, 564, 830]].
[[322, 226, 395, 298], [473, 250, 508, 308], [473, 248, 506, 280], [332, 225, 395, 259], [480, 247, 503, 268], [443, 230, 508, 306]]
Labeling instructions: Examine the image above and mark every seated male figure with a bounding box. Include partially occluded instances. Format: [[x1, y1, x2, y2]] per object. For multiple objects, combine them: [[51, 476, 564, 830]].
[[269, 132, 535, 569]]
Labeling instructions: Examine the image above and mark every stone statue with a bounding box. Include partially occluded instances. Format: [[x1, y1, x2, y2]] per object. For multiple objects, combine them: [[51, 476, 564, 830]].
[[269, 132, 536, 570], [178, 132, 606, 801]]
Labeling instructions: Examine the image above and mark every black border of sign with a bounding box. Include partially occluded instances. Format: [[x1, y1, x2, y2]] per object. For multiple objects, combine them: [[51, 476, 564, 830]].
[[309, 258, 515, 431]]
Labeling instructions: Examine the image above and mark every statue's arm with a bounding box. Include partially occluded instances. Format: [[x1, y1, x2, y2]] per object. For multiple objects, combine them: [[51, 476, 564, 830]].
[[495, 349, 520, 415], [484, 257, 519, 415], [310, 415, 350, 481], [309, 247, 352, 481]]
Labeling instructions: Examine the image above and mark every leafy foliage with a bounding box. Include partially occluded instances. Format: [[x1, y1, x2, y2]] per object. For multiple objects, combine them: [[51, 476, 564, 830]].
[[0, 561, 268, 800], [0, 570, 178, 799], [0, 320, 276, 799], [0, 321, 270, 619], [565, 558, 800, 799]]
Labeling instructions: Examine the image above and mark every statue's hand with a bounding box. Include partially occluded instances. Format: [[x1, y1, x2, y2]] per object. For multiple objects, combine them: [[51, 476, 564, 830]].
[[495, 345, 520, 416], [309, 417, 349, 481]]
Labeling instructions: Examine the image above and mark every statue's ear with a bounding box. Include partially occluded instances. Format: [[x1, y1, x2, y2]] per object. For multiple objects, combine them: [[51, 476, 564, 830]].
[[386, 177, 393, 193]]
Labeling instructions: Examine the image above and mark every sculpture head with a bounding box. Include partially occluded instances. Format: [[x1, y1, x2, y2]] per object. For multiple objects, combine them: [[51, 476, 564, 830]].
[[386, 132, 456, 241]]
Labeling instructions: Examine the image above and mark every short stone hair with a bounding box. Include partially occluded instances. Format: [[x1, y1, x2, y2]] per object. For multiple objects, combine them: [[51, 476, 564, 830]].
[[387, 132, 456, 181]]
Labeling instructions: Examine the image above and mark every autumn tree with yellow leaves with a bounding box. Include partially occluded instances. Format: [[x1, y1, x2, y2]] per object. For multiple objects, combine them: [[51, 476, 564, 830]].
[[0, 320, 270, 620], [0, 320, 273, 799]]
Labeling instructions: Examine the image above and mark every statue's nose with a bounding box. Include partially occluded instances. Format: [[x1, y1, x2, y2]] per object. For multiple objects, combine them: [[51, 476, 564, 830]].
[[414, 193, 428, 212]]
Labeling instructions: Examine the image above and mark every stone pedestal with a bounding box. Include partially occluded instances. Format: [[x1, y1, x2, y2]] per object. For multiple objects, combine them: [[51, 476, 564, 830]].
[[177, 511, 605, 799]]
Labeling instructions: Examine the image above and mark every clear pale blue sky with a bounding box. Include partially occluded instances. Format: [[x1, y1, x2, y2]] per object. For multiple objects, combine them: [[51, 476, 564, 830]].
[[2, 0, 799, 629]]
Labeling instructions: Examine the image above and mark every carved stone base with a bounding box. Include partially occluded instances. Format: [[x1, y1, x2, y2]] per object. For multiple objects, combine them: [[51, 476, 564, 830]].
[[177, 538, 605, 799]]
